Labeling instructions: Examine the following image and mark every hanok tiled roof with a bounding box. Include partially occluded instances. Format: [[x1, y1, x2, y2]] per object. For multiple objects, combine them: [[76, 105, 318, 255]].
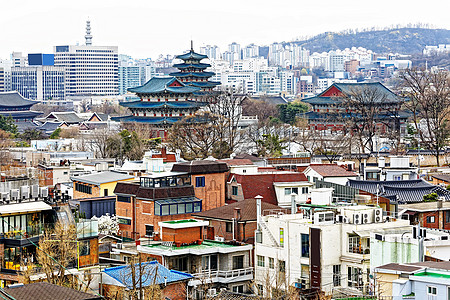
[[4, 282, 101, 300], [46, 111, 84, 124], [431, 174, 450, 183], [0, 91, 39, 107], [104, 261, 192, 288], [212, 290, 258, 300], [193, 198, 282, 222], [172, 160, 229, 174], [307, 164, 358, 177], [232, 172, 308, 205], [71, 171, 134, 185], [249, 95, 287, 105], [128, 77, 200, 94], [111, 115, 183, 124], [120, 100, 205, 109], [173, 62, 211, 69], [348, 179, 450, 203]]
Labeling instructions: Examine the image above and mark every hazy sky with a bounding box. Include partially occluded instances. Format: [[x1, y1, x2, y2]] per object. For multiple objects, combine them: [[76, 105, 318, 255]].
[[1, 0, 449, 59]]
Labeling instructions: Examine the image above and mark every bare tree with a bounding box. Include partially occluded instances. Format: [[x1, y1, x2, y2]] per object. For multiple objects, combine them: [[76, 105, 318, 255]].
[[400, 68, 450, 166]]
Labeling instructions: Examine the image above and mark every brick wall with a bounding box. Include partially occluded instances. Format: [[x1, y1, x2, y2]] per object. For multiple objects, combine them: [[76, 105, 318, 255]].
[[161, 227, 202, 244], [205, 219, 257, 243], [420, 211, 440, 229], [192, 173, 226, 211], [79, 238, 99, 267], [73, 182, 100, 199]]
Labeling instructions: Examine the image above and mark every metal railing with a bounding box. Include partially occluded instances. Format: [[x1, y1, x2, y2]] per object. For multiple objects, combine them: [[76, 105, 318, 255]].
[[192, 267, 253, 280]]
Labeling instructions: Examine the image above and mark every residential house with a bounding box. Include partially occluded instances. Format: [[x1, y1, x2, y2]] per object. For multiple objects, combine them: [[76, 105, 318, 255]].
[[431, 174, 450, 186], [114, 172, 203, 240], [172, 160, 229, 211], [70, 196, 116, 219], [362, 156, 418, 181], [399, 201, 450, 230], [193, 198, 283, 244], [254, 202, 410, 297], [101, 261, 192, 300], [227, 171, 312, 207], [303, 164, 358, 185], [71, 171, 135, 199], [137, 219, 254, 298], [37, 161, 70, 187], [374, 261, 450, 300]]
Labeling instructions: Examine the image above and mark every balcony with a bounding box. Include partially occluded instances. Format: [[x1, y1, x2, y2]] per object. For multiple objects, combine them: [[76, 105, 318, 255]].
[[77, 219, 98, 239], [188, 267, 254, 286]]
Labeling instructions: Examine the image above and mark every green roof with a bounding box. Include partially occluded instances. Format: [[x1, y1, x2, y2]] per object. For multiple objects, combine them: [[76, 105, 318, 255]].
[[176, 50, 208, 61], [413, 272, 450, 279], [163, 219, 199, 224], [128, 77, 200, 94]]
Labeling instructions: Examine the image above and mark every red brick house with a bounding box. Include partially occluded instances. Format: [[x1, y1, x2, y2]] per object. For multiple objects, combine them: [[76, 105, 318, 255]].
[[193, 198, 283, 244]]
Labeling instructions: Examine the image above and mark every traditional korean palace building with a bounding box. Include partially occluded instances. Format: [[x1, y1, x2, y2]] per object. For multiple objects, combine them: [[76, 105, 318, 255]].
[[0, 91, 42, 132], [116, 46, 220, 138], [302, 82, 408, 133]]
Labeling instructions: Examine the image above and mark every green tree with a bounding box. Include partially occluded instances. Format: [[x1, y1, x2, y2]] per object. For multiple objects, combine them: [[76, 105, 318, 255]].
[[423, 193, 439, 202], [257, 133, 287, 158], [20, 128, 45, 142], [50, 128, 61, 139], [277, 102, 309, 124], [0, 115, 17, 135]]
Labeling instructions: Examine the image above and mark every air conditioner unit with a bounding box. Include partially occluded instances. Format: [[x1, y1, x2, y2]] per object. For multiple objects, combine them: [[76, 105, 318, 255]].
[[30, 185, 39, 198], [353, 213, 362, 224], [215, 236, 225, 242], [0, 192, 9, 202], [207, 289, 217, 297], [362, 212, 370, 224], [342, 216, 350, 223], [20, 186, 30, 200], [336, 215, 344, 223], [374, 208, 383, 223], [10, 189, 19, 201], [39, 187, 48, 198]]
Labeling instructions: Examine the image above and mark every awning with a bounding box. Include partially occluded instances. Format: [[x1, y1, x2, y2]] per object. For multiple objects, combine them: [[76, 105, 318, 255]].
[[353, 230, 371, 238], [0, 201, 52, 215]]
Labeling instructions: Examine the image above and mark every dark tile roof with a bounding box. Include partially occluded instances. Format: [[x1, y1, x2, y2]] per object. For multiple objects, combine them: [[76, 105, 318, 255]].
[[431, 174, 450, 183], [212, 291, 258, 300], [307, 164, 358, 177], [233, 153, 264, 162], [249, 95, 287, 105], [172, 160, 229, 174], [232, 172, 308, 205], [193, 198, 282, 222], [47, 112, 84, 124], [114, 182, 196, 200], [4, 282, 101, 300], [347, 179, 450, 203], [0, 91, 39, 107]]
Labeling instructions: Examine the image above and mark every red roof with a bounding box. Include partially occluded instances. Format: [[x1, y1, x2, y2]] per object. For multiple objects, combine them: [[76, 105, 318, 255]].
[[307, 164, 358, 177], [232, 172, 308, 205]]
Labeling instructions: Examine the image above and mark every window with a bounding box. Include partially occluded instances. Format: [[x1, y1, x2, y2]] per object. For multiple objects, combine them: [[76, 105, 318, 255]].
[[232, 255, 244, 270], [232, 285, 244, 293], [302, 187, 309, 194], [348, 267, 362, 290], [154, 199, 202, 216], [333, 265, 341, 286], [427, 216, 436, 223], [269, 257, 274, 269], [196, 176, 205, 187], [201, 255, 218, 271], [117, 196, 131, 203], [257, 284, 263, 296], [232, 186, 238, 196], [226, 222, 232, 233], [75, 182, 92, 194], [145, 225, 154, 237], [301, 234, 309, 257], [318, 212, 334, 222], [257, 255, 265, 267], [79, 240, 90, 256], [118, 217, 131, 225], [279, 228, 284, 247], [446, 211, 450, 223], [284, 187, 299, 195], [103, 189, 108, 196], [428, 286, 437, 295], [393, 175, 401, 181], [278, 260, 286, 273]]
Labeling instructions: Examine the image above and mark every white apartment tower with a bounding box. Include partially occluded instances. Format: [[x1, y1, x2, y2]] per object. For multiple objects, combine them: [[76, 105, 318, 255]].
[[53, 21, 118, 96]]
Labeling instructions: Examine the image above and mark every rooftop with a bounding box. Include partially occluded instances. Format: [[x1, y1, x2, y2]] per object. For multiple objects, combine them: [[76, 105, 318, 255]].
[[71, 171, 134, 185], [128, 77, 199, 94], [307, 164, 358, 177], [139, 240, 252, 256], [400, 201, 450, 212], [0, 91, 39, 107], [3, 282, 101, 300], [172, 160, 229, 174]]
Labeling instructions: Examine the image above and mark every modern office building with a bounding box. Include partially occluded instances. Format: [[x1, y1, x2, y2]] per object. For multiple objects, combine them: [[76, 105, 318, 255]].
[[0, 59, 12, 92], [53, 21, 119, 96], [11, 54, 66, 100]]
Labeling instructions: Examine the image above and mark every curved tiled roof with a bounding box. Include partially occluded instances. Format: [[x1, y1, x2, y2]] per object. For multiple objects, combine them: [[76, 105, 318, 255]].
[[169, 71, 215, 78], [120, 100, 206, 109], [176, 50, 208, 60], [112, 115, 183, 124], [173, 62, 211, 69], [0, 91, 39, 107], [128, 77, 200, 94]]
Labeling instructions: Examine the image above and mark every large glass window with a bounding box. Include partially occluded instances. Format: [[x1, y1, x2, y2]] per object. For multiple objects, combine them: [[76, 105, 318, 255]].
[[117, 196, 131, 203], [284, 187, 299, 195], [154, 198, 202, 216], [232, 255, 244, 270], [333, 265, 341, 286], [79, 240, 90, 256], [301, 234, 309, 257]]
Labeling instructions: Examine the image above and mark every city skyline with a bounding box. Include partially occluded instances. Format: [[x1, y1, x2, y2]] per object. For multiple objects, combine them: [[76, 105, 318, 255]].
[[1, 0, 449, 60]]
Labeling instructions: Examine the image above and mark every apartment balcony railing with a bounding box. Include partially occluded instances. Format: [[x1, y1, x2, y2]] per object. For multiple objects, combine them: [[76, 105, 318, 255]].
[[191, 267, 254, 282], [1, 224, 44, 240]]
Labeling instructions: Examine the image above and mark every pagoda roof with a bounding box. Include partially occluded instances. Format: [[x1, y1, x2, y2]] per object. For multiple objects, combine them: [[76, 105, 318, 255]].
[[175, 50, 208, 61], [120, 100, 207, 109], [169, 71, 215, 78], [0, 110, 42, 119], [187, 81, 221, 88], [302, 96, 340, 105], [0, 91, 40, 108], [173, 62, 211, 69], [303, 110, 410, 121], [112, 115, 183, 124], [128, 77, 200, 95]]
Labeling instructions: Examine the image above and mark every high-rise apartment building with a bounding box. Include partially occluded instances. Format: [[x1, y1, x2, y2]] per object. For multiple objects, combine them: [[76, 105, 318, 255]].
[[0, 59, 12, 92], [118, 55, 158, 95], [53, 21, 119, 96]]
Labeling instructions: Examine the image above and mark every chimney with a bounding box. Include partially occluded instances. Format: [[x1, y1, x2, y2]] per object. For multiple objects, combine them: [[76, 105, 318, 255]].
[[291, 193, 297, 215], [255, 195, 263, 226], [438, 197, 444, 209], [234, 208, 241, 241]]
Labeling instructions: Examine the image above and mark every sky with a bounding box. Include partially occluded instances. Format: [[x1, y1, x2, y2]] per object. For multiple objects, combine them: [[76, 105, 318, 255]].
[[1, 0, 449, 60]]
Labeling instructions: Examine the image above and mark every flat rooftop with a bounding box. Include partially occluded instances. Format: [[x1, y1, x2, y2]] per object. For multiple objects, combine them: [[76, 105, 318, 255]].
[[138, 240, 252, 256]]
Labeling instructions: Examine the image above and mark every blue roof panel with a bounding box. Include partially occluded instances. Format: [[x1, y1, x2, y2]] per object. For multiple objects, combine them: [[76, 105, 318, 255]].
[[128, 77, 200, 94]]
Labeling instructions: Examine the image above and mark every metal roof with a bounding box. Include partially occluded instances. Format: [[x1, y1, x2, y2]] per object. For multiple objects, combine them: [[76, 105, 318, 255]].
[[71, 171, 134, 185], [0, 201, 52, 215]]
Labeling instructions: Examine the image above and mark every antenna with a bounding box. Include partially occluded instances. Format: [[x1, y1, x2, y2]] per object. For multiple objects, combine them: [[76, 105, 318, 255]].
[[85, 20, 92, 46], [191, 40, 193, 51]]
